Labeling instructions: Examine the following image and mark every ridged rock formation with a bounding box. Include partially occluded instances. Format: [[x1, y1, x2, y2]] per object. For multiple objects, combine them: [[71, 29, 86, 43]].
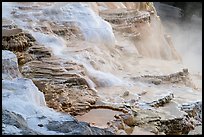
[[21, 52, 97, 115], [98, 3, 181, 60], [2, 2, 202, 135], [2, 26, 37, 66], [181, 101, 202, 124], [2, 50, 114, 135], [2, 28, 35, 52], [159, 116, 194, 135], [131, 69, 196, 88], [147, 93, 174, 107]]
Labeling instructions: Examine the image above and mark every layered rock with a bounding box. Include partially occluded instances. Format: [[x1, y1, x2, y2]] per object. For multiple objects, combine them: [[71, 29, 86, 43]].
[[93, 2, 156, 13], [2, 22, 98, 116], [2, 2, 201, 135], [130, 107, 194, 135], [104, 90, 198, 135], [2, 23, 98, 116], [2, 25, 37, 66], [51, 24, 84, 41], [105, 103, 194, 135], [131, 69, 196, 88], [2, 50, 114, 135], [159, 116, 194, 135], [2, 77, 113, 135], [99, 9, 150, 39], [98, 3, 181, 60], [2, 28, 35, 52], [147, 93, 174, 107], [180, 101, 202, 124], [21, 55, 97, 115]]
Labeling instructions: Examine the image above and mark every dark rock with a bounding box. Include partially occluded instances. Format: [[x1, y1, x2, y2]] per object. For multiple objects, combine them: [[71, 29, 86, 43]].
[[180, 101, 202, 123], [2, 109, 40, 135], [24, 33, 36, 42], [46, 120, 114, 135], [147, 93, 174, 107], [123, 91, 130, 97], [118, 113, 137, 127], [38, 124, 43, 127], [151, 79, 162, 85], [27, 45, 52, 59], [159, 116, 194, 135]]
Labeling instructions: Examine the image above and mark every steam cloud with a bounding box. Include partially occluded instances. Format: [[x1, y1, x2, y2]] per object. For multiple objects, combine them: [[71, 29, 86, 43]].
[[159, 3, 202, 74]]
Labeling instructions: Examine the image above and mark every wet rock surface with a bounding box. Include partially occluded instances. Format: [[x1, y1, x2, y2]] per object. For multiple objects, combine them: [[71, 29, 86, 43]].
[[2, 24, 39, 66], [147, 93, 174, 107], [104, 105, 195, 135], [180, 101, 202, 123], [127, 107, 195, 135], [2, 109, 40, 135], [159, 116, 194, 135], [51, 24, 84, 41], [131, 69, 196, 88], [2, 49, 114, 135], [46, 120, 113, 135], [2, 27, 35, 52], [100, 6, 181, 60], [2, 2, 202, 135], [3, 105, 114, 135], [101, 89, 201, 135], [99, 9, 150, 44], [2, 23, 98, 115], [21, 56, 97, 115]]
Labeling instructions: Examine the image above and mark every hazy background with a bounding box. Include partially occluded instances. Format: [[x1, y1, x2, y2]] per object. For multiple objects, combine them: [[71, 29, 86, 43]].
[[155, 2, 202, 74]]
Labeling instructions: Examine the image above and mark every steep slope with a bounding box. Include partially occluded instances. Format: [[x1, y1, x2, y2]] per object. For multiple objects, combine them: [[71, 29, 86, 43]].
[[2, 2, 202, 135]]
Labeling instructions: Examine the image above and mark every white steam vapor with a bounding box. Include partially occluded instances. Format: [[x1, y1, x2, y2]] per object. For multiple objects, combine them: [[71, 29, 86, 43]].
[[162, 15, 202, 74]]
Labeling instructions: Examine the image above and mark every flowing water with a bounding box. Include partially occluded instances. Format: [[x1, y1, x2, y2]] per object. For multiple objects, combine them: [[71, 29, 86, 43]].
[[2, 2, 202, 134]]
